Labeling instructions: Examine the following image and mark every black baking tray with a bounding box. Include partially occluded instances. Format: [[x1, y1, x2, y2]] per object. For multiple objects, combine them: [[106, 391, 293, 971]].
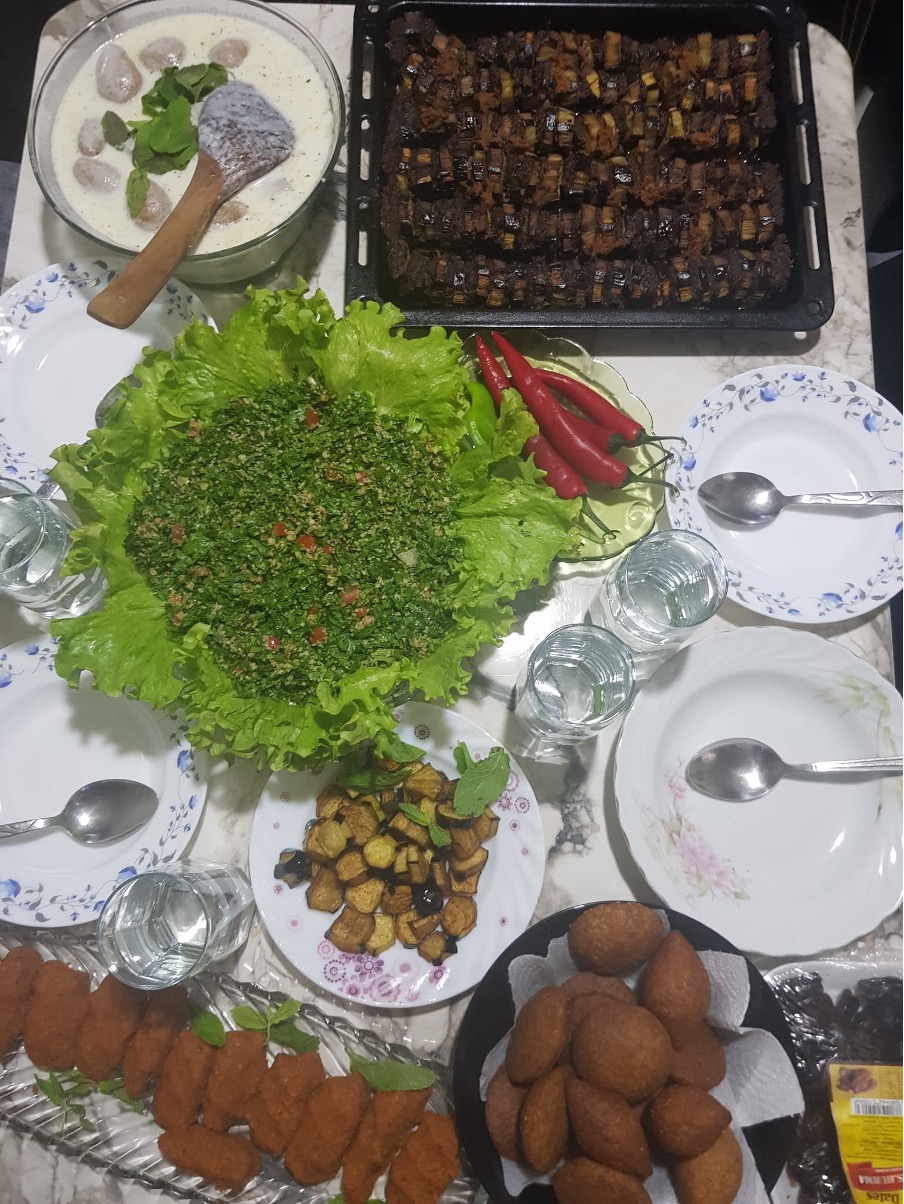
[[345, 0, 834, 330]]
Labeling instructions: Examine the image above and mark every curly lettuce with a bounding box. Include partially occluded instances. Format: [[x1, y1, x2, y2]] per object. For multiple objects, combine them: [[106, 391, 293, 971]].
[[50, 285, 580, 769]]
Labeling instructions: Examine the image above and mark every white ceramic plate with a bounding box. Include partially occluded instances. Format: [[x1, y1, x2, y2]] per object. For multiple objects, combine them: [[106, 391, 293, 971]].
[[0, 638, 207, 927], [250, 702, 546, 1009], [614, 627, 903, 957], [0, 258, 213, 487], [665, 364, 903, 623]]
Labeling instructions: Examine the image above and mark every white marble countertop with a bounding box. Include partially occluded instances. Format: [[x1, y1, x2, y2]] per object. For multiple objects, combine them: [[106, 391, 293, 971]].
[[1, 4, 900, 1202]]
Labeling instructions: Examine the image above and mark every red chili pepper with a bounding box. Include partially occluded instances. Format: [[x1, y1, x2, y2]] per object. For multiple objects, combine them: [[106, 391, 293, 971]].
[[474, 336, 509, 406], [491, 332, 660, 489], [535, 367, 642, 443], [522, 435, 586, 500]]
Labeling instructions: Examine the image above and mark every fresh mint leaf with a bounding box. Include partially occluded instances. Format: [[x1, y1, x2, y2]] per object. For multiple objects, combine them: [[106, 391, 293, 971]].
[[190, 1008, 226, 1047], [270, 1021, 319, 1053], [95, 1077, 146, 1113], [126, 167, 149, 219], [348, 1053, 435, 1092], [101, 110, 131, 149], [428, 820, 451, 848], [146, 95, 194, 156], [231, 1005, 268, 1033], [453, 741, 475, 775], [36, 1073, 64, 1107], [380, 733, 426, 763], [453, 746, 510, 816], [270, 998, 301, 1026], [398, 802, 430, 827]]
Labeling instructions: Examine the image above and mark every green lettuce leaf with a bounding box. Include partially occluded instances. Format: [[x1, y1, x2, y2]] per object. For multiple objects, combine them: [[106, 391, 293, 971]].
[[49, 283, 580, 770]]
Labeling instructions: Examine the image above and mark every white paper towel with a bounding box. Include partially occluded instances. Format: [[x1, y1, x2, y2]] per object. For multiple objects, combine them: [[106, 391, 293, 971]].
[[479, 918, 804, 1202]]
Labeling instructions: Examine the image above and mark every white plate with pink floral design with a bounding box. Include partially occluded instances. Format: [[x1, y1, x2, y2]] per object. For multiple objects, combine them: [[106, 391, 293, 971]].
[[249, 702, 546, 1009], [613, 627, 902, 958]]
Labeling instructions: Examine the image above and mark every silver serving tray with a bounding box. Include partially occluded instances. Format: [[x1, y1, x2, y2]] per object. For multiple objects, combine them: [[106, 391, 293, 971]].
[[0, 927, 478, 1203]]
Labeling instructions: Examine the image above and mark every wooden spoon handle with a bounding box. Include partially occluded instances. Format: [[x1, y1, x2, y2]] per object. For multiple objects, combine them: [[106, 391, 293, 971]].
[[87, 151, 225, 329]]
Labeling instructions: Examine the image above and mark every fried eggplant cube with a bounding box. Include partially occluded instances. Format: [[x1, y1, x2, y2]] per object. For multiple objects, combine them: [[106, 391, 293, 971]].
[[327, 907, 376, 954], [306, 865, 344, 913]]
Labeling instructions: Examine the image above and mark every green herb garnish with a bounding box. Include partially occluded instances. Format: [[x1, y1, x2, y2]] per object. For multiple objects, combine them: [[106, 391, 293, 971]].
[[231, 999, 319, 1052], [190, 1007, 226, 1047], [379, 734, 426, 763], [35, 1069, 143, 1131], [101, 109, 130, 149], [452, 743, 510, 816], [347, 1053, 435, 1092], [398, 801, 451, 848]]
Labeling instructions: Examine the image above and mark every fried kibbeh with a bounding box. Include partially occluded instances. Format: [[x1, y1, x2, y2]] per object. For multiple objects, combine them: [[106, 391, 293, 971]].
[[284, 1071, 371, 1185], [121, 984, 189, 1099], [568, 903, 664, 976], [23, 961, 91, 1071], [485, 1064, 527, 1162], [506, 985, 568, 1085], [640, 931, 710, 1047], [671, 1125, 743, 1204], [645, 1084, 731, 1157], [76, 975, 147, 1082], [152, 1031, 217, 1129], [553, 1156, 652, 1204], [342, 1086, 432, 1204], [572, 1003, 671, 1104], [520, 1065, 573, 1174], [561, 971, 636, 1005], [0, 947, 42, 1056], [385, 1110, 459, 1204], [567, 992, 630, 1037], [247, 1050, 326, 1154], [158, 1124, 261, 1190], [669, 1022, 726, 1090], [202, 1029, 268, 1131], [566, 1079, 652, 1177]]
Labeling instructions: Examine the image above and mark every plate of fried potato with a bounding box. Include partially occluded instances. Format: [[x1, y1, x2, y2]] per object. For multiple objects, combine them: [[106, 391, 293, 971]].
[[452, 901, 799, 1204], [250, 702, 546, 1009]]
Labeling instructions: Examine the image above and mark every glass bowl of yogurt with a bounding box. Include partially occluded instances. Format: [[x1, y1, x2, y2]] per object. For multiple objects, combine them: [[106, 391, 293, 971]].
[[27, 0, 345, 287]]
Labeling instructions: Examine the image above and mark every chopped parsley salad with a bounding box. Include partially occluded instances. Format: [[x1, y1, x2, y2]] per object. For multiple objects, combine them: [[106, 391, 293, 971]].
[[50, 286, 581, 770]]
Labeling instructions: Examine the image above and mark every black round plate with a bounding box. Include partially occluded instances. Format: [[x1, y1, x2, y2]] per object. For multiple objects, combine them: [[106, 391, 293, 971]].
[[452, 901, 800, 1203]]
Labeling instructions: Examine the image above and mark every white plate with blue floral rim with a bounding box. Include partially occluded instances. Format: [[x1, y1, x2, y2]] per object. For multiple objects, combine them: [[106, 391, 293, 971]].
[[614, 626, 903, 958], [249, 701, 546, 1009], [0, 258, 213, 489], [0, 638, 207, 928], [665, 364, 903, 623]]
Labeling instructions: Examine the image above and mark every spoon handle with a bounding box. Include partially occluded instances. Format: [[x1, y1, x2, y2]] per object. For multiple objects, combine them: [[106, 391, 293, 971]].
[[86, 150, 225, 330], [788, 490, 903, 508], [0, 817, 58, 839], [790, 756, 904, 775]]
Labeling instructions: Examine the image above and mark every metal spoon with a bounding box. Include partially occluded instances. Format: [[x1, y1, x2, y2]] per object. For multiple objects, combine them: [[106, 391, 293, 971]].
[[697, 471, 903, 526], [87, 81, 295, 329], [685, 738, 904, 802], [0, 780, 158, 844]]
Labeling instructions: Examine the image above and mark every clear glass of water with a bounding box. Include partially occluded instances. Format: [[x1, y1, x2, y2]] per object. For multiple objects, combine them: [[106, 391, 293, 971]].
[[96, 861, 256, 990], [513, 624, 635, 760], [588, 529, 728, 677], [0, 479, 106, 619]]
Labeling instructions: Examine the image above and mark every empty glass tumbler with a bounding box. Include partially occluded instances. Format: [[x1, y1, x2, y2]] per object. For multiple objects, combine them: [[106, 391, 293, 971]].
[[589, 529, 728, 676], [96, 860, 256, 990], [0, 479, 105, 618], [513, 624, 635, 758]]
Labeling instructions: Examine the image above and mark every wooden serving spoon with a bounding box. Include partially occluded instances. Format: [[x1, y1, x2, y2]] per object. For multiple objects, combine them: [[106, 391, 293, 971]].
[[88, 81, 295, 329]]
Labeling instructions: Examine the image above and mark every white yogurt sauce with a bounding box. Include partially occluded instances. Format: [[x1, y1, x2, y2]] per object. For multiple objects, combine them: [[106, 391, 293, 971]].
[[51, 12, 337, 255]]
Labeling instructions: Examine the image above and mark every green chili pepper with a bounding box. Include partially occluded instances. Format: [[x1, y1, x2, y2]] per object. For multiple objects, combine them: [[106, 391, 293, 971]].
[[464, 381, 497, 447]]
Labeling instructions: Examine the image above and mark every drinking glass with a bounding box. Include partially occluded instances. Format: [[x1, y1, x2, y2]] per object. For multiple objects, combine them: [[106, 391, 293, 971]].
[[96, 860, 256, 990], [513, 624, 635, 759], [0, 478, 106, 618]]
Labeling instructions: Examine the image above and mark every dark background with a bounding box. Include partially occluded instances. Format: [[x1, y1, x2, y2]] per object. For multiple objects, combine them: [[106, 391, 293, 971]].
[[1, 0, 899, 682]]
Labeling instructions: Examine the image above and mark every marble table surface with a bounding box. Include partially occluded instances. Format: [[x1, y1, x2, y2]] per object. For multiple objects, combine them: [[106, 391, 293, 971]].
[[1, 4, 900, 1202]]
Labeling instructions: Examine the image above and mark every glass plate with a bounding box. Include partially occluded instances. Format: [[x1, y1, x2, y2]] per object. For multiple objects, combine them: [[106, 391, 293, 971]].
[[0, 926, 478, 1204], [462, 332, 666, 561]]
